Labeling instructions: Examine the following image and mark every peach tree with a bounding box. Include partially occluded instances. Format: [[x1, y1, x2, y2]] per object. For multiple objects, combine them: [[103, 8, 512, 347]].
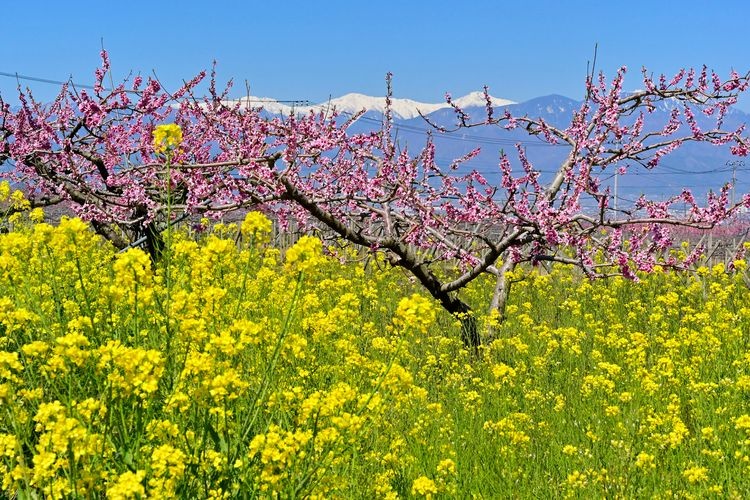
[[2, 52, 749, 348]]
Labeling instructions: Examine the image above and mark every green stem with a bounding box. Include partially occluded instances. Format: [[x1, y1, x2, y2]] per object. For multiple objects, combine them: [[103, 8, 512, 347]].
[[233, 237, 255, 318], [230, 272, 304, 464], [74, 254, 98, 338]]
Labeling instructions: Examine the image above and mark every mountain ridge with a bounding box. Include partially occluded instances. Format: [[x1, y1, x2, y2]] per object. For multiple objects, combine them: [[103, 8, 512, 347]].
[[224, 91, 516, 120]]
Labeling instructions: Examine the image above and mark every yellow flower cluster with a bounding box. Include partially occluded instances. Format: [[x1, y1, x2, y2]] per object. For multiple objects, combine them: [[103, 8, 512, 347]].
[[96, 341, 164, 399], [106, 470, 146, 500], [0, 212, 748, 497], [240, 211, 273, 244], [0, 181, 36, 229], [411, 475, 438, 497], [152, 123, 183, 153], [394, 293, 437, 334], [284, 235, 326, 272]]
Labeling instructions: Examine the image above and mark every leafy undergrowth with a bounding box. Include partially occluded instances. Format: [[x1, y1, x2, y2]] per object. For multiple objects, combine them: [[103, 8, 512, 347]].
[[0, 212, 749, 498]]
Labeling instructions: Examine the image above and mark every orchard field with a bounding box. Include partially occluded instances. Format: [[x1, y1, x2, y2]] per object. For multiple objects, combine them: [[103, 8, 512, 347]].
[[0, 191, 748, 499]]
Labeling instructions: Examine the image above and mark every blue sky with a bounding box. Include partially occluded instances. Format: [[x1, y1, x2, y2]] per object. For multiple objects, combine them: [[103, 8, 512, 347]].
[[2, 1, 750, 108]]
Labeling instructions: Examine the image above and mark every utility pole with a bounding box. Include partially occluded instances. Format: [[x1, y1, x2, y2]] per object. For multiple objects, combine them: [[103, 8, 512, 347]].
[[727, 160, 745, 206], [607, 137, 622, 214], [613, 170, 618, 213]]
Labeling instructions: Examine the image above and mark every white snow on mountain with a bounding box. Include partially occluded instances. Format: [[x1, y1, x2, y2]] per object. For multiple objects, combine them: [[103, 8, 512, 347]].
[[225, 91, 516, 120], [451, 91, 514, 110]]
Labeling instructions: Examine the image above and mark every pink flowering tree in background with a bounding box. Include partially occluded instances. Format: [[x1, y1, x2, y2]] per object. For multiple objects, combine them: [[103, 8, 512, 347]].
[[2, 52, 750, 349]]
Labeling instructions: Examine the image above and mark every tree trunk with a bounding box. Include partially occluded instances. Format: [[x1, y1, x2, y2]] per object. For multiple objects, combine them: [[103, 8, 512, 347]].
[[486, 259, 516, 342], [490, 259, 516, 319], [89, 220, 128, 249], [143, 221, 164, 263], [439, 294, 479, 354]]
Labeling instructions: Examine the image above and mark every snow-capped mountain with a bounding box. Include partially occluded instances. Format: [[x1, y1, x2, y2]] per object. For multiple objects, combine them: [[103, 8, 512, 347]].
[[226, 91, 516, 120]]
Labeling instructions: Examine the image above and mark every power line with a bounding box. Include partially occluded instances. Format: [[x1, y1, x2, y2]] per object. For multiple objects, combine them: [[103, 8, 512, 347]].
[[240, 99, 312, 106], [0, 70, 98, 90], [352, 113, 563, 148], [0, 69, 309, 104]]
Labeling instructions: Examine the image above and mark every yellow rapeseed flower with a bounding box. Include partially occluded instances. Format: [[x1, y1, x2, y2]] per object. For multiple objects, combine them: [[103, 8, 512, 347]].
[[149, 444, 187, 496], [241, 211, 273, 243], [285, 235, 326, 272], [29, 207, 45, 223], [735, 414, 750, 431], [0, 352, 23, 382], [566, 470, 587, 488], [106, 470, 146, 500], [634, 452, 656, 469], [9, 190, 30, 210], [436, 458, 456, 476], [411, 476, 438, 498], [682, 465, 708, 484], [153, 124, 183, 153], [562, 445, 578, 456], [0, 181, 10, 202], [394, 294, 437, 334], [0, 433, 17, 458]]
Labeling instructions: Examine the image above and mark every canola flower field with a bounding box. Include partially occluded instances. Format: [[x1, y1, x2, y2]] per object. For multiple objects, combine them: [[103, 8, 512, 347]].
[[0, 192, 749, 498]]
